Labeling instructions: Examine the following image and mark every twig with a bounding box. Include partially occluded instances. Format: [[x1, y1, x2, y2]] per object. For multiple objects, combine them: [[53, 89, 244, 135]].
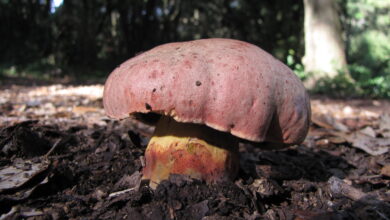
[[108, 187, 136, 198], [328, 176, 389, 205], [20, 210, 44, 218], [350, 174, 382, 180], [375, 210, 390, 220], [45, 139, 62, 158], [328, 176, 366, 201]]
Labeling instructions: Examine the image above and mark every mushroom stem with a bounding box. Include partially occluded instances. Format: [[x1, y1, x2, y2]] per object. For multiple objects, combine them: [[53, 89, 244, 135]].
[[143, 116, 239, 188]]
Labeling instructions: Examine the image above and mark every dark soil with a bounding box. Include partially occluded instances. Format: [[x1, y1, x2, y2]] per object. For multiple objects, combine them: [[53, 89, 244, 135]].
[[0, 84, 389, 220]]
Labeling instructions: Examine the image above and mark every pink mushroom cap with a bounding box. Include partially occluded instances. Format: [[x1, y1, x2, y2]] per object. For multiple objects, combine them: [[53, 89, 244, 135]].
[[103, 38, 310, 144]]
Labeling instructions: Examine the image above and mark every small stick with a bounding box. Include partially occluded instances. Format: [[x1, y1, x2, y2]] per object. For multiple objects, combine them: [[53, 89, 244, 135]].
[[328, 176, 366, 201], [45, 138, 62, 158], [108, 188, 136, 198]]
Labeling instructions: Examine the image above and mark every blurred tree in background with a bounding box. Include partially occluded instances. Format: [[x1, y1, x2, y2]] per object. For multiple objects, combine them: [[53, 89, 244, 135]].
[[0, 0, 388, 97], [303, 0, 352, 89]]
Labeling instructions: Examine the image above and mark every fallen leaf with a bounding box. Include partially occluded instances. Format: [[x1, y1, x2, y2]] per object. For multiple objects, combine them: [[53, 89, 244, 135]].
[[113, 171, 142, 192], [379, 114, 390, 131], [0, 159, 49, 193], [380, 164, 390, 177], [311, 114, 349, 132], [359, 126, 376, 138], [250, 178, 284, 197], [72, 106, 100, 114], [345, 132, 389, 156], [382, 131, 390, 138], [328, 176, 366, 201], [379, 114, 390, 138], [53, 111, 72, 118], [328, 136, 347, 144], [0, 206, 45, 219]]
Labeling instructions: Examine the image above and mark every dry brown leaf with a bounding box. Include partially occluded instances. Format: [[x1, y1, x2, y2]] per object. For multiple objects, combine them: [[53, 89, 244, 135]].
[[307, 128, 331, 138], [328, 136, 347, 144], [379, 114, 390, 138], [328, 176, 366, 201], [382, 131, 390, 138], [0, 159, 49, 193], [345, 132, 389, 156], [73, 106, 100, 114], [311, 114, 349, 132], [53, 111, 73, 118], [359, 126, 376, 138], [381, 164, 390, 177], [379, 114, 390, 130]]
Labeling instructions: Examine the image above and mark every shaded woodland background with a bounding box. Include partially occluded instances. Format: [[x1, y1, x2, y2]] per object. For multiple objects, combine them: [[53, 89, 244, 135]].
[[0, 0, 389, 98]]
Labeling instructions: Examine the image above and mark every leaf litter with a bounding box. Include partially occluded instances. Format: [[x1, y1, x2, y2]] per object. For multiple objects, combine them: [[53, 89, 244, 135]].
[[0, 82, 389, 220]]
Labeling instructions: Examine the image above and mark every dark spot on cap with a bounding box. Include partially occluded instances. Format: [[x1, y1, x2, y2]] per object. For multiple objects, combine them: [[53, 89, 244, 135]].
[[152, 88, 156, 92], [145, 103, 152, 110], [196, 81, 202, 86], [230, 124, 235, 129]]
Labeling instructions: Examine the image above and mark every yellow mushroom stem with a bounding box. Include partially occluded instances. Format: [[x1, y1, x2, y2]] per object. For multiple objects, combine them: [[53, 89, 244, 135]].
[[142, 116, 239, 188]]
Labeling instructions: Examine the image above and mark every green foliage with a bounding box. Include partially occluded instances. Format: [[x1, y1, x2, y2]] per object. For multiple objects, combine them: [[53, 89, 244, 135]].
[[311, 72, 360, 98], [343, 0, 390, 98], [286, 49, 306, 80], [0, 57, 60, 80], [347, 31, 390, 97], [301, 0, 390, 98]]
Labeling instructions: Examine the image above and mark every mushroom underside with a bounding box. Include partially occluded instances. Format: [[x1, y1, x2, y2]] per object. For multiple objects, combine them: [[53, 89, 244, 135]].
[[142, 116, 240, 188]]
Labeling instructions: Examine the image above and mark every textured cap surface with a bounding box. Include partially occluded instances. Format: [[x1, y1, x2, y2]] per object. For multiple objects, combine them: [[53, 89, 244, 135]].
[[103, 38, 310, 144]]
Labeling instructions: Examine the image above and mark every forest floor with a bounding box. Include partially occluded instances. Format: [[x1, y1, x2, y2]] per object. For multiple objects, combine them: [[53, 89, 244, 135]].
[[0, 77, 389, 220]]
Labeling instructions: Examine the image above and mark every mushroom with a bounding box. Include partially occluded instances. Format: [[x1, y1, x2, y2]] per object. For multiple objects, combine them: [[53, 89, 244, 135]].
[[103, 38, 310, 187]]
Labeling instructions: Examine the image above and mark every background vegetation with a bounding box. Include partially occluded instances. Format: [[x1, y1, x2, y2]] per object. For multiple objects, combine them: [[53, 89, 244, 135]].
[[0, 0, 389, 98]]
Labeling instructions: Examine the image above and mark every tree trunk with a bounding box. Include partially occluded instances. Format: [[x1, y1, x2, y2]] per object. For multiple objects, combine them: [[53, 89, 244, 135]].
[[303, 0, 351, 88]]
